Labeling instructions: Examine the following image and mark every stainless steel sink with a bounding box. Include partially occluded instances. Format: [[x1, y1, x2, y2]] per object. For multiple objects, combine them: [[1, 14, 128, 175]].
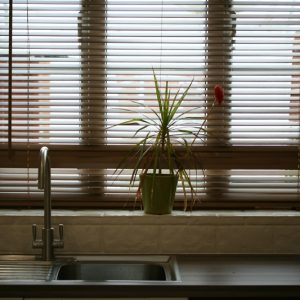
[[55, 256, 179, 281], [57, 262, 166, 281], [0, 255, 180, 282]]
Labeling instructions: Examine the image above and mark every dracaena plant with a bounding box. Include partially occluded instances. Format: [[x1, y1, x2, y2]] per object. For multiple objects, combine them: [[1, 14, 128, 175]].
[[114, 70, 224, 210]]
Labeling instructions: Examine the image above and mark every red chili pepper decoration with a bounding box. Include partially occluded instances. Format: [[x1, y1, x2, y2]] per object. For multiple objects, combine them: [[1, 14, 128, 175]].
[[214, 84, 224, 105]]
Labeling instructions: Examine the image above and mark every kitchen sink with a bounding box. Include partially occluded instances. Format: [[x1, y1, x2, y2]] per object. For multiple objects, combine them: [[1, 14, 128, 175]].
[[55, 256, 179, 281], [57, 262, 166, 281], [0, 255, 180, 282]]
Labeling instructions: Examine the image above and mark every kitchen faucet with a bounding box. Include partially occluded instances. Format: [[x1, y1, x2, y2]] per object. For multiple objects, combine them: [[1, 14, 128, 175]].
[[32, 146, 64, 260]]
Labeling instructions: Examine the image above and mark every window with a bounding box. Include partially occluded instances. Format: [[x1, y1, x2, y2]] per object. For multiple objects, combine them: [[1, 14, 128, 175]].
[[0, 0, 299, 209]]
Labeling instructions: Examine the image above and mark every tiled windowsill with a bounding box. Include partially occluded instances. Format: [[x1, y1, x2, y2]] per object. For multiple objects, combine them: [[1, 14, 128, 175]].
[[0, 210, 300, 254], [0, 209, 300, 224]]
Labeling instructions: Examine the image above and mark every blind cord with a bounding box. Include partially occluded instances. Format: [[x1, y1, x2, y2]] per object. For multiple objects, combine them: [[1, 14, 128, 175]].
[[26, 0, 31, 201], [159, 0, 164, 83], [8, 0, 13, 158], [296, 27, 300, 205]]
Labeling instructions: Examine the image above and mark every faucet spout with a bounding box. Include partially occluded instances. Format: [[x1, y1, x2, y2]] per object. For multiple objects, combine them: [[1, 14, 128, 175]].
[[38, 146, 51, 230], [32, 146, 64, 261]]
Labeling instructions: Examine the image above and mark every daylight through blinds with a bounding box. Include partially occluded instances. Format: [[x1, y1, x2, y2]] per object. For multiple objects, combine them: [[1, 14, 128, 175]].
[[0, 0, 299, 208]]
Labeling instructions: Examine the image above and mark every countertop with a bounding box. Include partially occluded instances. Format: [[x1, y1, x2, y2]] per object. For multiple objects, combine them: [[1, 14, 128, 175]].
[[0, 255, 300, 298]]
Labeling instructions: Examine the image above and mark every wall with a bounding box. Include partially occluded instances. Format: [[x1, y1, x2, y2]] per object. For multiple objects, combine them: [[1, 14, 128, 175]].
[[0, 210, 300, 255]]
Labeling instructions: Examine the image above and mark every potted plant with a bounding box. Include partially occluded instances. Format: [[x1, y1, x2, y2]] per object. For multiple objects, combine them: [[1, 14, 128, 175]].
[[114, 71, 224, 214]]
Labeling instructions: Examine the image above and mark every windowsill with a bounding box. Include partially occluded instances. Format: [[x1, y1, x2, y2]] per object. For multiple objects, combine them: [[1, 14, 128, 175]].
[[0, 209, 300, 225]]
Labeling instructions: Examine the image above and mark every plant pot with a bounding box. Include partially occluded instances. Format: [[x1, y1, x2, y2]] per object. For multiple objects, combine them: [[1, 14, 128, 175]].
[[141, 173, 178, 215]]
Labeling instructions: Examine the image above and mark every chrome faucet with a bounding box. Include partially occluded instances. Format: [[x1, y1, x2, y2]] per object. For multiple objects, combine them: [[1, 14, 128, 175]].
[[32, 146, 64, 260]]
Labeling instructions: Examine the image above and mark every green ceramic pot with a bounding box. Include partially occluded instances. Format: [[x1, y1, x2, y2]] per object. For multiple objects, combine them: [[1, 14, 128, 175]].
[[141, 173, 178, 215]]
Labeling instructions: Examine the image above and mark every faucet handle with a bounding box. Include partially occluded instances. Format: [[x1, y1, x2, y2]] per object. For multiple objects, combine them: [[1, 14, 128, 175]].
[[32, 224, 43, 248], [32, 224, 37, 241], [53, 224, 64, 249], [58, 224, 64, 241]]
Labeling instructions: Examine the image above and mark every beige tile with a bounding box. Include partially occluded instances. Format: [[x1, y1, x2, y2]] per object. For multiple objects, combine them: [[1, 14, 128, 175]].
[[103, 225, 159, 254], [1, 213, 300, 255], [62, 225, 104, 254], [160, 225, 216, 254], [216, 225, 274, 254], [0, 225, 33, 254], [273, 226, 300, 254]]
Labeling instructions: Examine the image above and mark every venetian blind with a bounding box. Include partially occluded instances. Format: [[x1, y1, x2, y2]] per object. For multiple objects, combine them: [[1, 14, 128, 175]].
[[0, 0, 299, 209]]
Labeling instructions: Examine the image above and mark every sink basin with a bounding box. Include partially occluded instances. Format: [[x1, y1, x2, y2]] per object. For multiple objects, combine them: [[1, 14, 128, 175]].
[[57, 262, 166, 281], [55, 256, 179, 282]]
